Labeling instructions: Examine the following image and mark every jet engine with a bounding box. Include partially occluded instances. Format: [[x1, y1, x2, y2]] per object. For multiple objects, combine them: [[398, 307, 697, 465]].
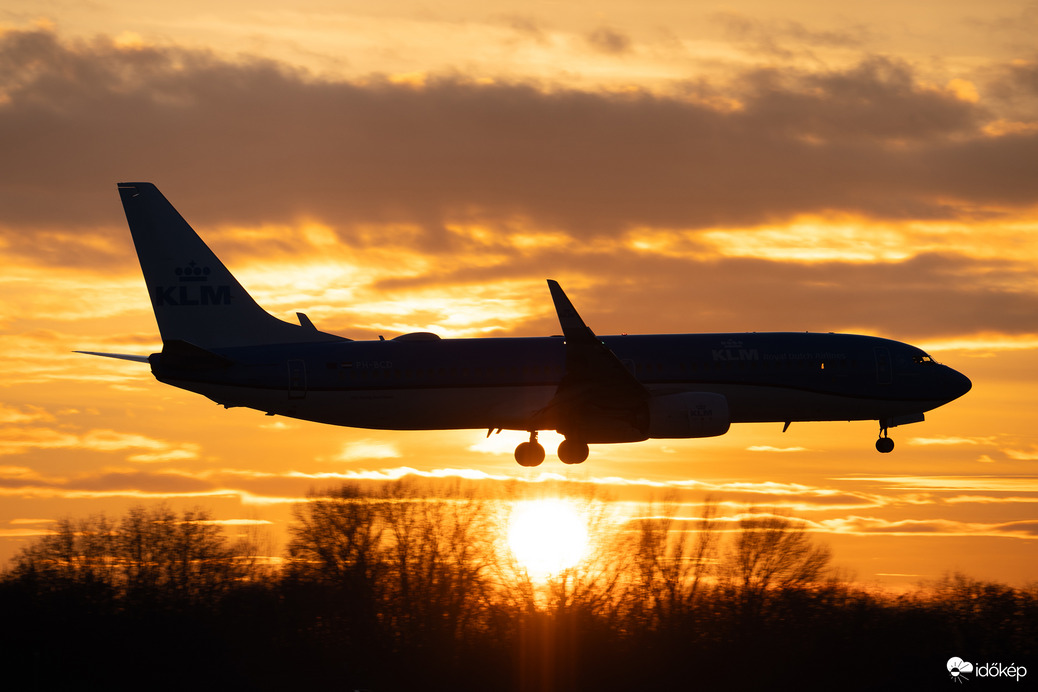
[[648, 392, 730, 439]]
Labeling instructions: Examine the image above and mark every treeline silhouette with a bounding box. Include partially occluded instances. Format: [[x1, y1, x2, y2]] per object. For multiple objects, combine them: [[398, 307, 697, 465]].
[[1, 480, 1034, 691]]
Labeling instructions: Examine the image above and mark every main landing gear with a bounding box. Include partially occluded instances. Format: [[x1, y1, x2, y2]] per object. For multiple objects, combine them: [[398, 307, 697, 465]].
[[513, 432, 589, 466], [514, 432, 546, 467], [876, 424, 895, 454], [558, 439, 590, 465]]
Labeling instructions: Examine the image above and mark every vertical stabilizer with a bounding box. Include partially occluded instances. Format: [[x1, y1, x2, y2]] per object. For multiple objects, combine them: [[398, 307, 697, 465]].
[[118, 182, 344, 349]]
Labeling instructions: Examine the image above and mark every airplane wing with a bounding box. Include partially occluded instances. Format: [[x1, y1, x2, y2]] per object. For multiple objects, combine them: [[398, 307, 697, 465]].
[[537, 280, 650, 443]]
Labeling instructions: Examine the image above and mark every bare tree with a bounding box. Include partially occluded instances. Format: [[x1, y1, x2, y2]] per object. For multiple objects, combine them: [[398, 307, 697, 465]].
[[379, 479, 497, 643], [8, 505, 257, 607], [285, 483, 386, 595], [286, 479, 500, 648], [721, 508, 831, 615], [631, 495, 721, 629], [9, 514, 119, 598]]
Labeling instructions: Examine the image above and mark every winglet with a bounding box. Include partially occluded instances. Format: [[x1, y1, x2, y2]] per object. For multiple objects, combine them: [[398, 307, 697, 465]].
[[547, 279, 597, 344]]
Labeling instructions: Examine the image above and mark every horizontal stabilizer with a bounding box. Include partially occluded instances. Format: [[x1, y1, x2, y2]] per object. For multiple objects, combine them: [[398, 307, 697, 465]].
[[75, 351, 151, 363]]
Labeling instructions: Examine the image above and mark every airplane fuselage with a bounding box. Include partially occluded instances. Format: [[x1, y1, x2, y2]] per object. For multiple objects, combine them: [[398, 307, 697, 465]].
[[153, 331, 969, 436]]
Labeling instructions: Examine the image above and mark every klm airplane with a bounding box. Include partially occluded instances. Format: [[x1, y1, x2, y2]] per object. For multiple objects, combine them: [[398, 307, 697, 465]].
[[80, 183, 972, 466]]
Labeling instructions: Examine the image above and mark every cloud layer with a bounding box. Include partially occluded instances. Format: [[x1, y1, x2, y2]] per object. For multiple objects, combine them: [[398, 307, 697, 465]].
[[2, 29, 1036, 343], [2, 29, 1035, 238]]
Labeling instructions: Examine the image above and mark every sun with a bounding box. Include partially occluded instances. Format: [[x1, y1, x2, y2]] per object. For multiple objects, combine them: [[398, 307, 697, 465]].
[[507, 498, 589, 580]]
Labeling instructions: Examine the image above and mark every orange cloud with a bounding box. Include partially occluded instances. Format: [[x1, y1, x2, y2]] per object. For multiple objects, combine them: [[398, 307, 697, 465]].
[[844, 476, 1038, 492], [816, 516, 1038, 539], [0, 426, 199, 461]]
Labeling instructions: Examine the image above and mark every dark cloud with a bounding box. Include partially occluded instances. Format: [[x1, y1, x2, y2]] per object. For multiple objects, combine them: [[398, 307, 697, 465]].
[[1, 28, 1033, 252], [998, 520, 1038, 536], [1, 29, 1036, 342], [586, 27, 632, 55], [712, 12, 870, 59], [373, 251, 1038, 341], [997, 57, 1038, 96], [986, 56, 1038, 120], [740, 57, 982, 142], [839, 517, 1038, 537], [501, 14, 550, 44], [0, 462, 886, 512], [73, 470, 214, 494]]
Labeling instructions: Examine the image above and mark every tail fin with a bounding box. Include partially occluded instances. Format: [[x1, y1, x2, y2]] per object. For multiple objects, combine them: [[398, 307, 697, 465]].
[[118, 182, 345, 349]]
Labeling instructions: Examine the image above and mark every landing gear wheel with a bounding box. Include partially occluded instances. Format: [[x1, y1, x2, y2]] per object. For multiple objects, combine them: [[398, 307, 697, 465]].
[[515, 432, 546, 467], [558, 439, 589, 465], [876, 422, 895, 453], [876, 436, 895, 454]]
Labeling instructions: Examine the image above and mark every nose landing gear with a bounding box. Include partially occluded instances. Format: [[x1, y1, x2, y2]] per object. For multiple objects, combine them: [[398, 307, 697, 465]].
[[876, 425, 895, 454]]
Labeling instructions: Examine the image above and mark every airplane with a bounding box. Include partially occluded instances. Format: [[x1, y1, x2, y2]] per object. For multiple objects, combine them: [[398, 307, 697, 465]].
[[79, 182, 972, 466]]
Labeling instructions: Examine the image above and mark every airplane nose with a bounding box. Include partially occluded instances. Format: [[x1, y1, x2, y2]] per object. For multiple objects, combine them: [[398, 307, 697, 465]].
[[944, 366, 972, 401]]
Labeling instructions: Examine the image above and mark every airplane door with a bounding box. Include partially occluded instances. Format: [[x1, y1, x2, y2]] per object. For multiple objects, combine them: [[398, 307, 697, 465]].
[[874, 348, 892, 385], [288, 359, 307, 399]]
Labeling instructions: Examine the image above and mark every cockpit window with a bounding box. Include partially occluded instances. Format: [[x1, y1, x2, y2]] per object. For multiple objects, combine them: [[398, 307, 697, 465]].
[[913, 354, 937, 365]]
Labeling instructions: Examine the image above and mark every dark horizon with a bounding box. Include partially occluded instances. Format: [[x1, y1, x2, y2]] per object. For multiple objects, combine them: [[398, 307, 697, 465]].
[[3, 487, 1034, 690]]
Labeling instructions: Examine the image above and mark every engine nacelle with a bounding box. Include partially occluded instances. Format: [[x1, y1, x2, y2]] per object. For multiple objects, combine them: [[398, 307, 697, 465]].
[[648, 392, 730, 439]]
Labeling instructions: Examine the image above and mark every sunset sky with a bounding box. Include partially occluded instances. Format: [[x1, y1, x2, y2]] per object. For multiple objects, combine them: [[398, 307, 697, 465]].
[[1, 1, 1037, 588]]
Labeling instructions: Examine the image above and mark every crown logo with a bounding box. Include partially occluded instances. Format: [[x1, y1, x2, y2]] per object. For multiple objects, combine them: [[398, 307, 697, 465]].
[[176, 261, 211, 282]]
